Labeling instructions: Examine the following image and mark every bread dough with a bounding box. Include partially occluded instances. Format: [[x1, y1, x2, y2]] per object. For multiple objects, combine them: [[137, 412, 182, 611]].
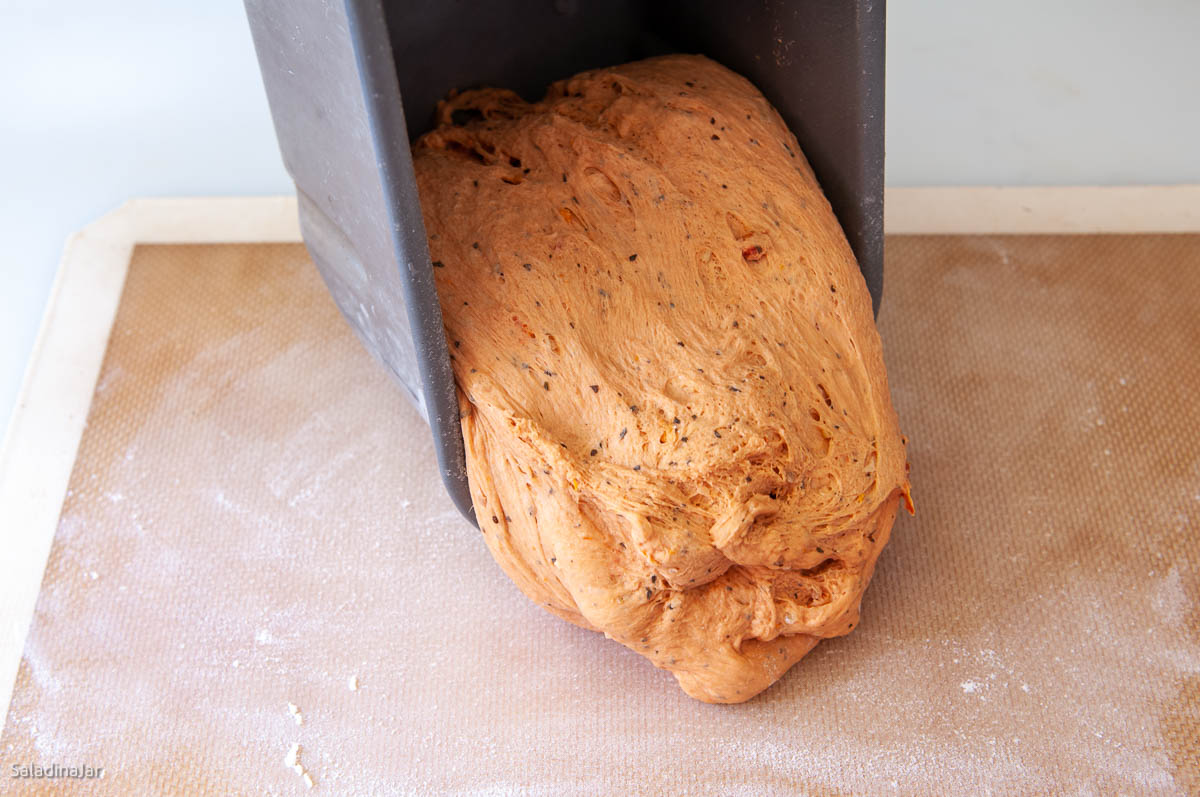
[[414, 55, 911, 703]]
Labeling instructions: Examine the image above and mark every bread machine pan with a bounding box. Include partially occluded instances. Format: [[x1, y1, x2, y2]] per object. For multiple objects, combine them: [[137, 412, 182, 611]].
[[244, 0, 886, 526]]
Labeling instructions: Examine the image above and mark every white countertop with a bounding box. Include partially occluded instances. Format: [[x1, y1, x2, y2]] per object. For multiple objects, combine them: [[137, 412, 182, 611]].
[[4, 187, 1199, 728], [1, 191, 1198, 792]]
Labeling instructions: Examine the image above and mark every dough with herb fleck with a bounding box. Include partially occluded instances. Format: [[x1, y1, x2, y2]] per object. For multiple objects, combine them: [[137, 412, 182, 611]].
[[414, 55, 912, 703]]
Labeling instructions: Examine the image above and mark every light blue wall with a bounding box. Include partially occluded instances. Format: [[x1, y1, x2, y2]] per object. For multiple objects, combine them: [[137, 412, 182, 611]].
[[1, 2, 289, 434], [886, 0, 1200, 186]]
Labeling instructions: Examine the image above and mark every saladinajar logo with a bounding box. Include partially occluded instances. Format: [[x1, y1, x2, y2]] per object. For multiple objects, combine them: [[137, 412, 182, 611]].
[[11, 762, 105, 779]]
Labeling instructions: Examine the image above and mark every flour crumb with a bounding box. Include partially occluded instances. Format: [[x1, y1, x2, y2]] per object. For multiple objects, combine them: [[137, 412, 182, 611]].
[[285, 742, 315, 786], [348, 675, 359, 691], [287, 702, 303, 725], [285, 742, 300, 770], [961, 680, 982, 694]]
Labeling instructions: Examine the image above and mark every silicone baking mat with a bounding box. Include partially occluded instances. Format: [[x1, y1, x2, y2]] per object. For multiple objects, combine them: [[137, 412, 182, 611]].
[[2, 235, 1197, 794]]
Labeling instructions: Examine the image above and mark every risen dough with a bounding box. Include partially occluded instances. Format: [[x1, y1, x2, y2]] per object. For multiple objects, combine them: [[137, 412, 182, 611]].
[[414, 55, 911, 703]]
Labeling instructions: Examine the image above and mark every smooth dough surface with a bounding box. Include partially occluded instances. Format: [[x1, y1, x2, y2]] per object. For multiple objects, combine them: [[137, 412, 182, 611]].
[[414, 55, 911, 703]]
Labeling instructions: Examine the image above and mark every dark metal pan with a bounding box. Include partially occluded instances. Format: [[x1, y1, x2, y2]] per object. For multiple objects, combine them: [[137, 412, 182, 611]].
[[244, 0, 886, 524]]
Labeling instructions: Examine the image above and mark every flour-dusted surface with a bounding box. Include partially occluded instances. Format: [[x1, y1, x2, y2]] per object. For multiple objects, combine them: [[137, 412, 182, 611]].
[[1, 238, 1198, 794]]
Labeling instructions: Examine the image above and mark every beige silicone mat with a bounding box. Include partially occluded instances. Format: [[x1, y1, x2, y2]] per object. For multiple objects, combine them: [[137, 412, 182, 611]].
[[2, 236, 1198, 795]]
